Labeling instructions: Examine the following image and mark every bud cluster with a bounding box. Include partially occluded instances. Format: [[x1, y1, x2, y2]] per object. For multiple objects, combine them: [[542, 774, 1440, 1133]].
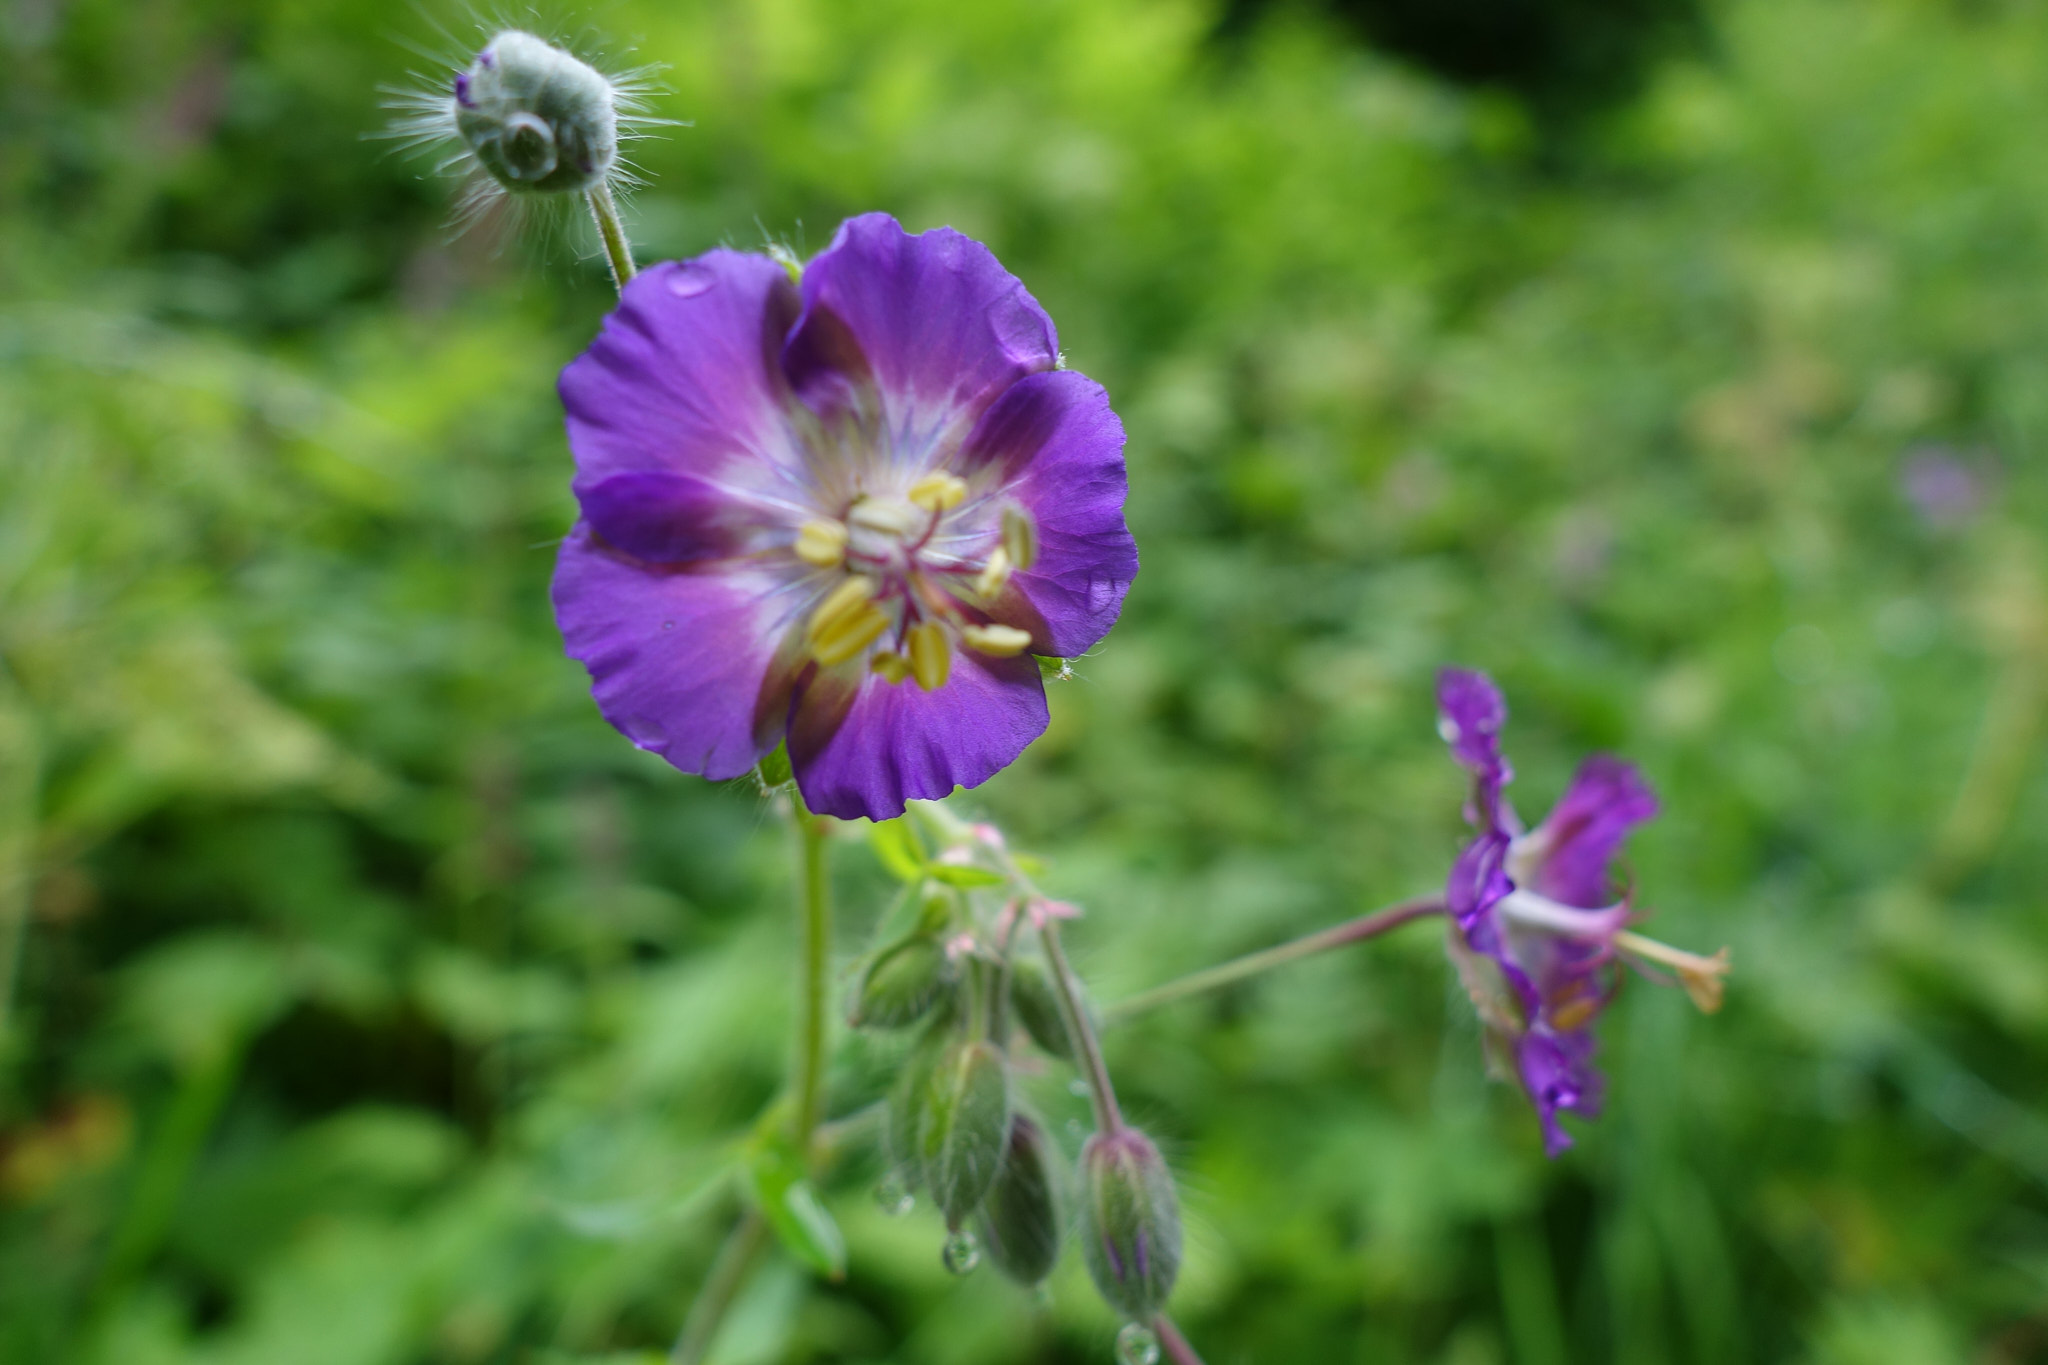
[[851, 808, 1184, 1331]]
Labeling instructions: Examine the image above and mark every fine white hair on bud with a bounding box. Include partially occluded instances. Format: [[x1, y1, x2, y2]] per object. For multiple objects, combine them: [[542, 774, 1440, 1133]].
[[381, 24, 669, 234]]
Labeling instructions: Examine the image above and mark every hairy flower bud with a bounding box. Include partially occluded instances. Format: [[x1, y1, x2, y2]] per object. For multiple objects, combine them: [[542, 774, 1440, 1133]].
[[850, 935, 952, 1029], [453, 31, 618, 195], [918, 1039, 1012, 1228], [1007, 956, 1076, 1060], [1079, 1128, 1182, 1322], [974, 1112, 1064, 1287]]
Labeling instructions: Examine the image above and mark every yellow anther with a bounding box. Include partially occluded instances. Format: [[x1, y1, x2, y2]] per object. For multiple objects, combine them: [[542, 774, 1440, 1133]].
[[794, 518, 848, 569], [907, 471, 969, 512], [1548, 989, 1601, 1033], [907, 621, 951, 691], [960, 623, 1032, 657], [808, 575, 889, 665], [974, 546, 1013, 598], [1000, 505, 1038, 571], [871, 651, 915, 685]]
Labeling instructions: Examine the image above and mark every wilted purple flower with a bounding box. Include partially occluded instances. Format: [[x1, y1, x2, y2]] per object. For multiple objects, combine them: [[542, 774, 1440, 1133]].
[[552, 213, 1137, 820], [1437, 668, 1728, 1156]]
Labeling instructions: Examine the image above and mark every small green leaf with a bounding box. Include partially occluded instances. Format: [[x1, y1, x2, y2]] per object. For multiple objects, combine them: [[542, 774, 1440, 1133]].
[[868, 818, 928, 882], [744, 1145, 847, 1281], [929, 863, 1005, 889]]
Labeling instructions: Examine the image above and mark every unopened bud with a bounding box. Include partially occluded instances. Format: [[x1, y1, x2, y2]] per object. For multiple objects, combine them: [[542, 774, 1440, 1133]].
[[850, 935, 953, 1029], [919, 1039, 1012, 1229], [454, 31, 618, 195], [1079, 1128, 1182, 1322], [882, 1024, 948, 1193], [1007, 957, 1075, 1060], [974, 1113, 1064, 1287]]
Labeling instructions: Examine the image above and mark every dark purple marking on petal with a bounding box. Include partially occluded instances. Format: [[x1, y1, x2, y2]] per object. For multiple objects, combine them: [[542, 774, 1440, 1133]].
[[1437, 667, 1515, 837], [783, 213, 1057, 448], [1525, 755, 1659, 908], [574, 471, 750, 564], [785, 648, 1049, 821], [1102, 1232, 1125, 1280], [963, 371, 1137, 658], [552, 524, 808, 782], [560, 250, 804, 490], [454, 71, 474, 107], [1134, 1225, 1149, 1281]]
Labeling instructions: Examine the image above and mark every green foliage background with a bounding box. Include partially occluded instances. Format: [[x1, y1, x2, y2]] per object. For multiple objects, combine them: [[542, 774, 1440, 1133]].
[[4, 0, 2047, 1361]]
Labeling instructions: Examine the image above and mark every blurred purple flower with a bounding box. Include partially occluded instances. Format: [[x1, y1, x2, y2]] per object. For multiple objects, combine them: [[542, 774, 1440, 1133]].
[[1437, 668, 1727, 1156], [1899, 445, 1994, 530], [553, 213, 1138, 820]]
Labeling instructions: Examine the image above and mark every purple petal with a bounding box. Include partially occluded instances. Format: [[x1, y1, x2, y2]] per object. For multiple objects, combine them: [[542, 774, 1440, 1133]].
[[785, 650, 1050, 821], [1516, 1026, 1603, 1158], [960, 371, 1137, 657], [1437, 666, 1514, 831], [574, 471, 752, 563], [1524, 755, 1658, 908], [1446, 830, 1512, 932], [559, 252, 807, 493], [782, 213, 1057, 457], [552, 525, 810, 781]]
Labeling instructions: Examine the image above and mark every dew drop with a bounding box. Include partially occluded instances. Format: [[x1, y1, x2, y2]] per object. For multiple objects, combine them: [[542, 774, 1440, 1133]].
[[1115, 1323, 1160, 1365], [941, 1229, 980, 1275], [662, 620, 676, 630], [873, 1173, 913, 1217], [667, 263, 718, 298]]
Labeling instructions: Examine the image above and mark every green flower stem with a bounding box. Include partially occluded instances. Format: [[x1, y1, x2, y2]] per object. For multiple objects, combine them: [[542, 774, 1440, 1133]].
[[669, 1208, 767, 1365], [1102, 895, 1445, 1024], [1039, 917, 1123, 1133], [791, 802, 833, 1157], [586, 181, 636, 293], [1158, 1315, 1207, 1365]]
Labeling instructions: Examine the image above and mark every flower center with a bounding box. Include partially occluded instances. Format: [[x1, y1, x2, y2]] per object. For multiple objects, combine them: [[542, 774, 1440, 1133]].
[[790, 470, 1037, 690]]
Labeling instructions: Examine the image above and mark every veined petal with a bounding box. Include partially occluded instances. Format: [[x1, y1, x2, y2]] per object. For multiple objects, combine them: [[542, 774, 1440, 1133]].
[[782, 213, 1058, 471], [1520, 755, 1659, 908], [959, 371, 1138, 658], [784, 648, 1049, 821], [552, 525, 811, 781], [560, 251, 808, 495]]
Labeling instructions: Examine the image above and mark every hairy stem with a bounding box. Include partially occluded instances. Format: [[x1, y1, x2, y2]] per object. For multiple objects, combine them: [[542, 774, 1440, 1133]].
[[586, 181, 636, 292], [669, 1209, 767, 1365], [1157, 1315, 1209, 1365], [1103, 895, 1445, 1023], [1039, 918, 1123, 1133], [792, 805, 832, 1157]]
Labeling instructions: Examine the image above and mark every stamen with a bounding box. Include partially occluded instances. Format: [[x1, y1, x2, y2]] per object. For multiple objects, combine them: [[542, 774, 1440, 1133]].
[[1614, 931, 1730, 1013], [974, 546, 1013, 597], [1001, 505, 1038, 570], [871, 651, 914, 685], [960, 623, 1032, 657], [907, 621, 951, 691], [1496, 889, 1628, 938], [808, 575, 889, 665], [794, 518, 848, 568], [908, 471, 969, 512], [1548, 986, 1602, 1032]]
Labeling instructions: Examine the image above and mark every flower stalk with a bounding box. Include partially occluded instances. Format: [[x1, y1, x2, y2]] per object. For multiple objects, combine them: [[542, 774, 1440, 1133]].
[[587, 181, 637, 292], [791, 800, 833, 1157], [1103, 895, 1446, 1023]]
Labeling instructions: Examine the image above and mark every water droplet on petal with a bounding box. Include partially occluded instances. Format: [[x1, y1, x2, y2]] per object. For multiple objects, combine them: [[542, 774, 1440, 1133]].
[[873, 1173, 913, 1217], [1115, 1323, 1160, 1365], [667, 263, 718, 298], [662, 620, 676, 630], [941, 1229, 980, 1275]]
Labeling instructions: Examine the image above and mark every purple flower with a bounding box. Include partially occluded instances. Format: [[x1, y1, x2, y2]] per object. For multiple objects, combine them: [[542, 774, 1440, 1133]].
[[1437, 668, 1727, 1156], [552, 214, 1137, 821]]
